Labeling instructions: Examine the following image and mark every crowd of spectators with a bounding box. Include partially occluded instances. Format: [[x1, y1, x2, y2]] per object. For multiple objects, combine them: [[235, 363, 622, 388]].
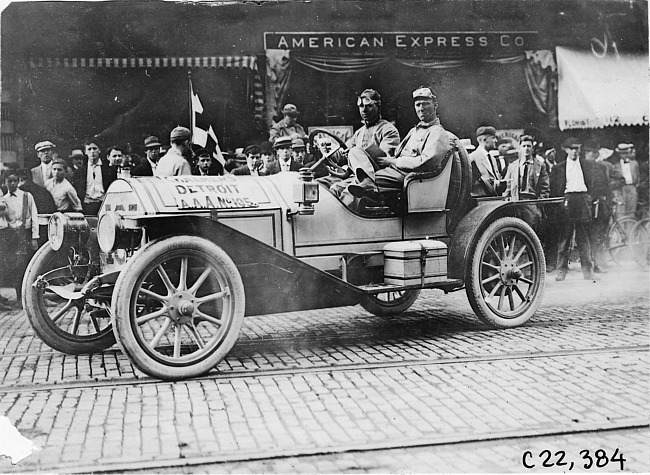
[[0, 88, 648, 309]]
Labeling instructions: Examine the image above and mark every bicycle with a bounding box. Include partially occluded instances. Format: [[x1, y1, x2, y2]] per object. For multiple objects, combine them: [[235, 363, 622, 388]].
[[607, 205, 637, 265], [628, 216, 650, 269]]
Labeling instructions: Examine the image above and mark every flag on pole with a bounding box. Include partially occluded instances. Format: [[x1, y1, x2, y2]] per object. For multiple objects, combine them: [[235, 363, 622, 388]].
[[189, 75, 226, 167]]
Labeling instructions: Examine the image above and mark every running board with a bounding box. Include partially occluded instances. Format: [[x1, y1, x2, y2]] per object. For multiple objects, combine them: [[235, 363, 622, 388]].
[[358, 279, 464, 294]]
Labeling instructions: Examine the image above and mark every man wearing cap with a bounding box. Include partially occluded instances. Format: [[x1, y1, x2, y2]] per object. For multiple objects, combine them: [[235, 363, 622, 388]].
[[269, 104, 306, 143], [156, 127, 192, 177], [342, 89, 401, 187], [71, 138, 117, 215], [550, 137, 599, 281], [191, 148, 219, 176], [31, 141, 56, 187], [259, 141, 277, 175], [266, 137, 302, 174], [345, 86, 457, 198], [231, 144, 266, 176], [611, 143, 639, 218], [132, 136, 162, 177], [67, 149, 85, 182], [469, 126, 504, 196], [291, 137, 312, 167]]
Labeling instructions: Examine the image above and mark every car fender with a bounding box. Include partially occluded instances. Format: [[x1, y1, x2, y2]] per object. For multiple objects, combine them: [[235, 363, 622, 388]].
[[447, 199, 551, 281]]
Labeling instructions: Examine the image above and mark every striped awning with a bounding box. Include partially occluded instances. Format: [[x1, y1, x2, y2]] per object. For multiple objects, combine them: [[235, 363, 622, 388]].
[[27, 55, 266, 123], [27, 56, 259, 70]]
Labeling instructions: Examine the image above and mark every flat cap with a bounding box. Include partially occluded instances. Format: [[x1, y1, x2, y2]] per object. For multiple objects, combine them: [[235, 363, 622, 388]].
[[476, 126, 497, 138], [170, 126, 191, 141], [144, 135, 162, 148], [273, 136, 293, 149], [244, 144, 261, 156], [615, 143, 634, 152], [35, 141, 56, 152], [561, 137, 582, 148], [282, 104, 299, 116], [68, 149, 85, 159], [412, 87, 436, 101], [291, 138, 306, 149], [194, 148, 210, 157]]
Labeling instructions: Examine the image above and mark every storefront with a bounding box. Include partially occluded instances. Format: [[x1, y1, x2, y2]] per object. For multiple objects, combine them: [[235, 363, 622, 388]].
[[1, 0, 647, 165]]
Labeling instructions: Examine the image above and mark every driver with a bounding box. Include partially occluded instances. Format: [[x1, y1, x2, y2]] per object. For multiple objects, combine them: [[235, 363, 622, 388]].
[[343, 86, 456, 201]]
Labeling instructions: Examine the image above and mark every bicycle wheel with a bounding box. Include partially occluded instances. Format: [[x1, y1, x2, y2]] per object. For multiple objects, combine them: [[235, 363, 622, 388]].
[[608, 216, 637, 264], [629, 218, 650, 269]]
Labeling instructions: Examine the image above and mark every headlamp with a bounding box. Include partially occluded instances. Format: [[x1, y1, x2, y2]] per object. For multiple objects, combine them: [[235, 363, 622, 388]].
[[48, 213, 89, 251]]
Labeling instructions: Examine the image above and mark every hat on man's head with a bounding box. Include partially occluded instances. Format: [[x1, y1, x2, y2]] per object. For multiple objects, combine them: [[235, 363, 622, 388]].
[[35, 141, 56, 152], [144, 136, 162, 149], [561, 137, 582, 149], [582, 139, 600, 152], [412, 86, 436, 101], [68, 149, 85, 160], [194, 148, 210, 158], [291, 138, 306, 150], [476, 126, 497, 138], [358, 89, 381, 105], [273, 136, 293, 149], [260, 141, 273, 155], [244, 144, 261, 156], [169, 126, 191, 141], [282, 104, 299, 116], [615, 143, 634, 153]]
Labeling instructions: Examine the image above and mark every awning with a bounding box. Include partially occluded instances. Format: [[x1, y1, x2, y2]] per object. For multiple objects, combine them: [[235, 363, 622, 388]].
[[557, 46, 649, 130], [26, 56, 265, 122]]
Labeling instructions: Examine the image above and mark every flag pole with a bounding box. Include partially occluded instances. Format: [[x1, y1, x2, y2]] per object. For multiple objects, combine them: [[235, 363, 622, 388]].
[[188, 70, 194, 143]]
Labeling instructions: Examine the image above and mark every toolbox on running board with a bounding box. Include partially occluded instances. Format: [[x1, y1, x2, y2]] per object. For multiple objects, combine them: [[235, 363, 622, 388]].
[[383, 240, 447, 286]]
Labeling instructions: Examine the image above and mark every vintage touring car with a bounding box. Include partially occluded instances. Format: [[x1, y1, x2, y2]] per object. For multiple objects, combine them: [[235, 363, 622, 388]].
[[23, 135, 553, 380]]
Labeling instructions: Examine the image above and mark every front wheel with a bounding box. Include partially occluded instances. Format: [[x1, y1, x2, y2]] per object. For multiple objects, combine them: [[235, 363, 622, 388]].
[[466, 217, 545, 328], [22, 244, 116, 354], [360, 289, 420, 316], [112, 236, 245, 380]]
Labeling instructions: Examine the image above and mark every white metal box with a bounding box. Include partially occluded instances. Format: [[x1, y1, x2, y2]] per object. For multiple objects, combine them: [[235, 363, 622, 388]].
[[383, 240, 448, 286]]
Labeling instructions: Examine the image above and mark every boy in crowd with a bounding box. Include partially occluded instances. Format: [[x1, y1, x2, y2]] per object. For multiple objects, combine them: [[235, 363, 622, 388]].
[[0, 165, 40, 305], [45, 158, 83, 212]]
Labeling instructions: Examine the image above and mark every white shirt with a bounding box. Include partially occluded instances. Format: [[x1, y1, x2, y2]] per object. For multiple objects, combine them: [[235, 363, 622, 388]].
[[620, 160, 634, 185], [0, 189, 39, 239], [41, 162, 53, 181], [565, 158, 588, 193], [156, 148, 192, 176], [86, 159, 105, 201], [279, 159, 292, 172], [147, 158, 158, 174]]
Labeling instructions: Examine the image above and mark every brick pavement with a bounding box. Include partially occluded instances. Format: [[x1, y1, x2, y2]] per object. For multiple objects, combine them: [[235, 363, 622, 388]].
[[0, 263, 647, 472]]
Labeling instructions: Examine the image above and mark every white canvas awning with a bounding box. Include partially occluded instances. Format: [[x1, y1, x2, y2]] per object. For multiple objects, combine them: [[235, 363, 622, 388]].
[[556, 46, 649, 130]]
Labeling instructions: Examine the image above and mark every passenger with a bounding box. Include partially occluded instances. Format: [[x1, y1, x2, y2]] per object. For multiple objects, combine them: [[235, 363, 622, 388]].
[[0, 164, 40, 304], [156, 127, 192, 177], [132, 136, 161, 177], [231, 144, 266, 176], [71, 138, 117, 215], [45, 158, 83, 213], [344, 86, 456, 200], [269, 104, 306, 143], [309, 132, 350, 189], [266, 137, 302, 173]]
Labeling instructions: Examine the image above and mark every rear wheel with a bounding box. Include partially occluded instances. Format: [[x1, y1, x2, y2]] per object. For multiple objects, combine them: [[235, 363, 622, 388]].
[[22, 244, 115, 354], [466, 217, 545, 328], [360, 289, 420, 316], [112, 236, 245, 380]]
